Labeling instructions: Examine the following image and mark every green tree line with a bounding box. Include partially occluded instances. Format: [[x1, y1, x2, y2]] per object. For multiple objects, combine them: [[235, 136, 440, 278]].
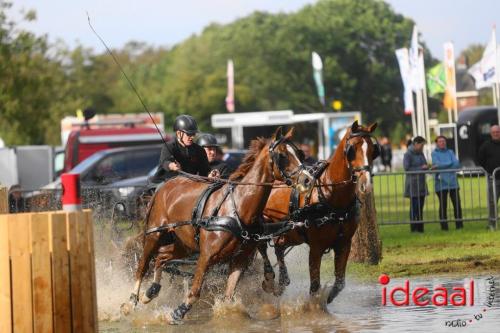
[[2, 0, 436, 146]]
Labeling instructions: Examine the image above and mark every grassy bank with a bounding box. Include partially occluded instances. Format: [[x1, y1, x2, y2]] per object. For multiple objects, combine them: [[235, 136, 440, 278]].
[[345, 221, 500, 282]]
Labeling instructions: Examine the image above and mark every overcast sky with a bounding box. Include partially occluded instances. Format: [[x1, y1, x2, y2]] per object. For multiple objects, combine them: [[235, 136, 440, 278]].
[[9, 0, 500, 60]]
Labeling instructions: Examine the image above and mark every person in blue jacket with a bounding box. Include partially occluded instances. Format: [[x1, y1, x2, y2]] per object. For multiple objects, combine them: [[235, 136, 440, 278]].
[[431, 135, 463, 230]]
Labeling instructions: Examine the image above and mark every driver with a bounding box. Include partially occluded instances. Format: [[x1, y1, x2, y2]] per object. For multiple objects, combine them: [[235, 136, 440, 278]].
[[149, 115, 210, 184]]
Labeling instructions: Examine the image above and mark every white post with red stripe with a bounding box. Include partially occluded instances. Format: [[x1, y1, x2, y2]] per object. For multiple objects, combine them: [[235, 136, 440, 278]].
[[61, 173, 82, 211]]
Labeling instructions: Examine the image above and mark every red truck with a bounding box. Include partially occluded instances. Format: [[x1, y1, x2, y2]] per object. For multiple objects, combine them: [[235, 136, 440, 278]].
[[60, 113, 168, 175]]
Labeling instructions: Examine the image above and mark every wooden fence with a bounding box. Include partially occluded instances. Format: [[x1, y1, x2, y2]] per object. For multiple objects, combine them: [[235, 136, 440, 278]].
[[0, 209, 98, 333]]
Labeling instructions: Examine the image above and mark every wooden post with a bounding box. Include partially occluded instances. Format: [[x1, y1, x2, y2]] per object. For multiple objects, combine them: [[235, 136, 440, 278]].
[[0, 186, 8, 214], [350, 192, 382, 264]]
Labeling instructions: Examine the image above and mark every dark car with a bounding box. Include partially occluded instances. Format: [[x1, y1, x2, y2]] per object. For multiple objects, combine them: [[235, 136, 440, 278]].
[[457, 106, 498, 168], [33, 145, 162, 213], [223, 149, 248, 174]]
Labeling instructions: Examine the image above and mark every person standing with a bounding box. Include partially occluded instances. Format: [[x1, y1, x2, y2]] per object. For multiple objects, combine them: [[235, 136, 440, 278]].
[[477, 125, 500, 227], [431, 135, 463, 230], [403, 136, 430, 232], [380, 137, 393, 172]]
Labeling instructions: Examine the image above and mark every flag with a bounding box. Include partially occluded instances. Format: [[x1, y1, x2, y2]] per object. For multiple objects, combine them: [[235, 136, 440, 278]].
[[409, 25, 425, 92], [225, 59, 235, 113], [312, 51, 326, 106], [395, 48, 415, 115], [426, 63, 446, 97], [443, 42, 457, 109], [469, 28, 497, 89]]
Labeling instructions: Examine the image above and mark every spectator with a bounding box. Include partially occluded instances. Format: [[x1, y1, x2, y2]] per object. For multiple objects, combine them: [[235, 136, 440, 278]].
[[403, 136, 430, 233], [380, 137, 393, 172], [8, 184, 25, 213], [477, 125, 500, 226], [300, 143, 317, 166], [431, 135, 463, 230]]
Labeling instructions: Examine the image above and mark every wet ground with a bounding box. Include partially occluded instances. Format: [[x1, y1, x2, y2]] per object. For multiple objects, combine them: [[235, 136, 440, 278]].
[[94, 235, 500, 333]]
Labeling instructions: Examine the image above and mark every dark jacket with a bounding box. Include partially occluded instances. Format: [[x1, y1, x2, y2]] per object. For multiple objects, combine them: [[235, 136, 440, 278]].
[[209, 160, 230, 179], [381, 144, 393, 165], [150, 139, 209, 182], [403, 145, 428, 198], [477, 140, 500, 177]]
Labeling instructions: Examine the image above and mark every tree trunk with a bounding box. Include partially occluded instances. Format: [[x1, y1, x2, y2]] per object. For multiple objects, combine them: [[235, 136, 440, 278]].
[[349, 192, 382, 264]]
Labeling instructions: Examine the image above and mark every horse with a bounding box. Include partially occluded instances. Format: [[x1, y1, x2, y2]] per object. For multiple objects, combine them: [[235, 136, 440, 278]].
[[121, 127, 313, 324], [258, 120, 379, 303]]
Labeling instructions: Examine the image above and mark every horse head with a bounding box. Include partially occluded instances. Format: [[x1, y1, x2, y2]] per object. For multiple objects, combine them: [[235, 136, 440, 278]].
[[343, 120, 380, 197], [269, 126, 313, 193]]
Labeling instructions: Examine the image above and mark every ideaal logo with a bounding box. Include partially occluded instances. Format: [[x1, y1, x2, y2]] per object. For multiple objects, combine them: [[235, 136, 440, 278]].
[[379, 274, 496, 328], [378, 274, 474, 307]]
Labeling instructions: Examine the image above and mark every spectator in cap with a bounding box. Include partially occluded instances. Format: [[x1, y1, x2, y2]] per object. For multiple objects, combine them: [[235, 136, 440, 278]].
[[403, 136, 431, 232]]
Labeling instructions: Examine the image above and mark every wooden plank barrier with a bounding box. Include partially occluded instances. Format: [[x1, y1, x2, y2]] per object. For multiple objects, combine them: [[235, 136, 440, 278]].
[[0, 210, 98, 333]]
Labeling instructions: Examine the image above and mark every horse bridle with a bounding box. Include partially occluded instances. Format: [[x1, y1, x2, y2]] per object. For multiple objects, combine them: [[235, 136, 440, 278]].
[[268, 137, 306, 186], [343, 131, 381, 183]]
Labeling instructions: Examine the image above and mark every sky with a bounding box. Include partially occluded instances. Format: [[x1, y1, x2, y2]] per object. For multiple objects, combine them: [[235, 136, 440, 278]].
[[9, 0, 500, 60]]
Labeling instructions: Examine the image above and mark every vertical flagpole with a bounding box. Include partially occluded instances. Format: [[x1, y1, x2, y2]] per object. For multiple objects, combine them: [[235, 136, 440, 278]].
[[493, 86, 498, 107], [411, 98, 417, 138]]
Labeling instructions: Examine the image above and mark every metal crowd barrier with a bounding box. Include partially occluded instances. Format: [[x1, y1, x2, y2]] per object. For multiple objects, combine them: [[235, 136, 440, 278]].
[[8, 185, 147, 219], [492, 167, 500, 229], [373, 167, 492, 227]]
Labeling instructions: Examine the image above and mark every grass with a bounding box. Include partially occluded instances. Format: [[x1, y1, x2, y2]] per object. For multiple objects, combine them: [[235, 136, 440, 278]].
[[341, 221, 500, 282]]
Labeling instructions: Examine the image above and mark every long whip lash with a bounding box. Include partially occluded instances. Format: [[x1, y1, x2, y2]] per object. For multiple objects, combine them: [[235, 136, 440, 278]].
[[86, 12, 168, 146]]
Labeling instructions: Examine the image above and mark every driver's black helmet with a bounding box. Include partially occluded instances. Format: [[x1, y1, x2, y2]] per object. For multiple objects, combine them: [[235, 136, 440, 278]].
[[173, 115, 198, 136], [197, 134, 219, 147]]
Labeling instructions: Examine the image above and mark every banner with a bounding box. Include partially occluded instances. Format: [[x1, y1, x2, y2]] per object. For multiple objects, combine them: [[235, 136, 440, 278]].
[[312, 51, 326, 106], [443, 42, 457, 109], [468, 28, 497, 89], [409, 25, 425, 91], [426, 63, 445, 98], [225, 59, 235, 113], [395, 48, 415, 115]]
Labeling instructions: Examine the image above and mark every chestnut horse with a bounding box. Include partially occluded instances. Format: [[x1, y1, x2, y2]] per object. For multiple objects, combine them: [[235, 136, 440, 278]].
[[121, 127, 313, 324], [258, 121, 379, 303]]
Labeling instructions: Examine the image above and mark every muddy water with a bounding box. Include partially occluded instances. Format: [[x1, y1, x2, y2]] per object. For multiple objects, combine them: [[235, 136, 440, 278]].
[[94, 230, 500, 332]]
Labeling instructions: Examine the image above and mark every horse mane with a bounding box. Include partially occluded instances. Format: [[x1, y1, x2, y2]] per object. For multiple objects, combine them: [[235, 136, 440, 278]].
[[229, 137, 268, 180]]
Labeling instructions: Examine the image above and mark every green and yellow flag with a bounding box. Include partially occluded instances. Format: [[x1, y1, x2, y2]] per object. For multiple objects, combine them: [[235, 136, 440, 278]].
[[426, 63, 446, 97]]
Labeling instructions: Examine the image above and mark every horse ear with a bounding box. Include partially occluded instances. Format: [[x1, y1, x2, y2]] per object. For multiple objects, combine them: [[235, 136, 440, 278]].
[[284, 126, 295, 139], [351, 120, 359, 132], [368, 122, 378, 132], [272, 126, 283, 140]]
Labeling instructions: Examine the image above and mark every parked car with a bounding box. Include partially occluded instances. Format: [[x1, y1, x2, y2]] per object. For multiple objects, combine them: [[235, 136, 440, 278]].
[[223, 149, 248, 174], [30, 145, 162, 213]]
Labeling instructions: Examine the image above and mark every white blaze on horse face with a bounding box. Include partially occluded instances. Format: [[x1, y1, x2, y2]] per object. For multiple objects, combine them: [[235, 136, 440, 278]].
[[286, 144, 302, 167], [361, 140, 371, 184]]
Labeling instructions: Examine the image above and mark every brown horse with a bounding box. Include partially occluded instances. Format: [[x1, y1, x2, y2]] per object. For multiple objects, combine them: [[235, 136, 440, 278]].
[[258, 121, 379, 303], [121, 127, 313, 324]]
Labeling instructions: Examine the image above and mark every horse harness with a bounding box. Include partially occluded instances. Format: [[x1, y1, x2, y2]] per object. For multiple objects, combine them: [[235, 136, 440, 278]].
[[144, 137, 307, 243]]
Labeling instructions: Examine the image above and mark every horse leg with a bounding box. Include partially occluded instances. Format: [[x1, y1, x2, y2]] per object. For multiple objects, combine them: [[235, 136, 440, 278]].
[[142, 256, 165, 304], [166, 252, 211, 325], [273, 245, 290, 296], [308, 245, 323, 297], [224, 250, 253, 300], [257, 242, 275, 294], [327, 239, 352, 304], [121, 233, 159, 314]]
